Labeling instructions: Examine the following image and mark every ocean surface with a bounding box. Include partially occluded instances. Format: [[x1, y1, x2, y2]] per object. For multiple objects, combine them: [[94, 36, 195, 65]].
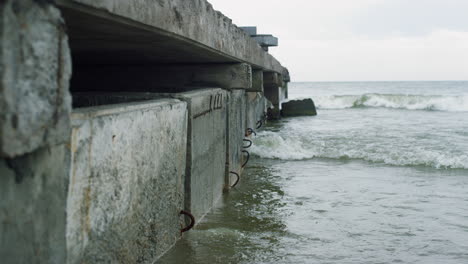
[[158, 81, 468, 264]]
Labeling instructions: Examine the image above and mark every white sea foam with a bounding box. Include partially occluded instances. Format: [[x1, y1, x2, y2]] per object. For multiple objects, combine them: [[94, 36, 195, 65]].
[[314, 94, 468, 112], [251, 131, 468, 169]]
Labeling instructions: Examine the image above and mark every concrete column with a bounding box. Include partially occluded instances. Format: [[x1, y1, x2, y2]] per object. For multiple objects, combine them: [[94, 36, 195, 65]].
[[227, 90, 246, 181], [0, 1, 72, 263], [169, 89, 228, 221], [263, 72, 282, 119]]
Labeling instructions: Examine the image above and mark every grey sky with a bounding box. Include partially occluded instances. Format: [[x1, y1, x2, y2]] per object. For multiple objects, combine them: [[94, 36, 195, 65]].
[[209, 0, 468, 81]]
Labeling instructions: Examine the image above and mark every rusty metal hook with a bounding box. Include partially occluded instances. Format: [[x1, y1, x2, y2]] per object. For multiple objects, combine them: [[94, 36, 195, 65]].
[[180, 210, 195, 233], [243, 139, 253, 148], [256, 120, 263, 129], [242, 150, 250, 168], [245, 128, 257, 137], [229, 171, 240, 188]]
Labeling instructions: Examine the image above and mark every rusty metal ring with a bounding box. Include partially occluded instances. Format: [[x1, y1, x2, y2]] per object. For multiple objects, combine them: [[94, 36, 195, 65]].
[[245, 128, 257, 137], [243, 139, 253, 148], [229, 171, 240, 188], [180, 210, 195, 233], [242, 150, 250, 168], [256, 120, 263, 129]]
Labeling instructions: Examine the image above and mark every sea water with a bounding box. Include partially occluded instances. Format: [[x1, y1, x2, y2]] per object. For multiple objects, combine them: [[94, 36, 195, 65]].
[[158, 81, 468, 264]]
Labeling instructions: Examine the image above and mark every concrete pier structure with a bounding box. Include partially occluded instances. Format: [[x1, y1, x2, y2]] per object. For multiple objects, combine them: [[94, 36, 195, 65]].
[[0, 0, 290, 263]]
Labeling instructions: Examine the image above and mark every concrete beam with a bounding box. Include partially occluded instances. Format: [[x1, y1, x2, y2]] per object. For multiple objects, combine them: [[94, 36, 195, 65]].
[[248, 70, 264, 93], [68, 99, 188, 263], [71, 63, 252, 93], [0, 0, 72, 157], [55, 0, 286, 74]]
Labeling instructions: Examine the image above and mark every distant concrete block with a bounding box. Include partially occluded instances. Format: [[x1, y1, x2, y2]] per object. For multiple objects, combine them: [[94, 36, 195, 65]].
[[240, 26, 257, 36], [252, 35, 278, 49], [68, 99, 188, 264], [0, 0, 72, 157], [281, 99, 317, 117]]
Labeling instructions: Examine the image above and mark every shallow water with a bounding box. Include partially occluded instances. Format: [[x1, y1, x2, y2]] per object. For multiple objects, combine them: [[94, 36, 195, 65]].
[[158, 81, 468, 263]]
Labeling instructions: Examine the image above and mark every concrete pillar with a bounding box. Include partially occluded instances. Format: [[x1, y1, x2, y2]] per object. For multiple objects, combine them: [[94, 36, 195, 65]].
[[263, 72, 282, 119], [170, 89, 228, 221], [71, 63, 252, 93], [227, 90, 246, 181], [0, 1, 72, 263]]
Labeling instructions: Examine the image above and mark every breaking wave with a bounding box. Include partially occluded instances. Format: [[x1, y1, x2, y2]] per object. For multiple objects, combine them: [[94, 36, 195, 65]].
[[314, 94, 468, 112], [250, 131, 468, 170]]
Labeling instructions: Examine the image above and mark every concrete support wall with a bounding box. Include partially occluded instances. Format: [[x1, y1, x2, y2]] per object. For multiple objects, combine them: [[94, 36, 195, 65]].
[[170, 89, 228, 221], [245, 92, 267, 130], [227, 90, 246, 178], [0, 1, 71, 263], [67, 99, 188, 264]]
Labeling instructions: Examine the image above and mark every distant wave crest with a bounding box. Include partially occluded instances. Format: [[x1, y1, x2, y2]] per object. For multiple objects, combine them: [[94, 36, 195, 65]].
[[315, 94, 468, 112], [251, 131, 468, 169]]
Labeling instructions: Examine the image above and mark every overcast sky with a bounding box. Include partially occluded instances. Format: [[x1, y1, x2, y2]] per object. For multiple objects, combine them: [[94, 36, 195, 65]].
[[209, 0, 468, 82]]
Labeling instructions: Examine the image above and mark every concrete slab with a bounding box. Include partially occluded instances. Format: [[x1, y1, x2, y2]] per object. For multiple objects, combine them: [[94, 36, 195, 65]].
[[55, 0, 285, 73], [0, 145, 69, 264], [0, 0, 72, 157], [68, 99, 188, 264]]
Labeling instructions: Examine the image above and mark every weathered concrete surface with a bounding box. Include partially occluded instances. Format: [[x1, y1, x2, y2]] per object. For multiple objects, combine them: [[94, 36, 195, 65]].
[[281, 99, 317, 117], [245, 92, 267, 130], [263, 72, 285, 120], [55, 0, 285, 73], [240, 26, 257, 36], [71, 63, 252, 93], [68, 99, 187, 264], [0, 145, 69, 264], [0, 0, 72, 157], [170, 89, 227, 221], [252, 35, 279, 51], [248, 70, 264, 93], [227, 90, 246, 180]]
